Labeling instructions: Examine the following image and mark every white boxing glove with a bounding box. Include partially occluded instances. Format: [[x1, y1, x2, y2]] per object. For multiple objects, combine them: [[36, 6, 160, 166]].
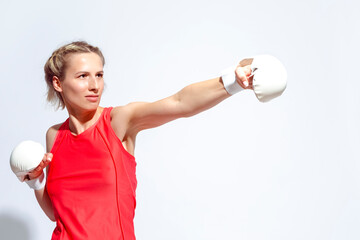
[[221, 55, 287, 102], [10, 140, 46, 190]]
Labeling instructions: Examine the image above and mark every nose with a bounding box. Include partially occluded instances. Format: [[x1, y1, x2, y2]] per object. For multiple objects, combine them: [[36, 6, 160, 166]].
[[88, 76, 99, 93]]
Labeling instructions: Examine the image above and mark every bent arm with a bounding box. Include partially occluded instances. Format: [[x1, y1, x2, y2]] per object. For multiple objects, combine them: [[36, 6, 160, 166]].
[[33, 126, 60, 222]]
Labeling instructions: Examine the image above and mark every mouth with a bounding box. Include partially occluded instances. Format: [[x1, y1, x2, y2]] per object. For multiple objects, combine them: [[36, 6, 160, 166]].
[[85, 95, 99, 102]]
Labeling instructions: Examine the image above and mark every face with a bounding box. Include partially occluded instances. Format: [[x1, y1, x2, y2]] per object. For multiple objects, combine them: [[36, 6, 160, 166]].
[[53, 52, 104, 112]]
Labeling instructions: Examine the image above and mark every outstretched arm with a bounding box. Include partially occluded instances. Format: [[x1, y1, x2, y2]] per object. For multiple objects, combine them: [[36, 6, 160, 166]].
[[127, 77, 229, 132], [117, 63, 252, 135]]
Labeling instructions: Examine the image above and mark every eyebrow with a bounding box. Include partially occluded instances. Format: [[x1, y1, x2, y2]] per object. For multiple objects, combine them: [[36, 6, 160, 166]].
[[75, 70, 104, 75]]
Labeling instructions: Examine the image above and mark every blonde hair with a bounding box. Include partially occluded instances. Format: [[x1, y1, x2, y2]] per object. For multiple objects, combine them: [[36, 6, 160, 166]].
[[44, 41, 105, 110]]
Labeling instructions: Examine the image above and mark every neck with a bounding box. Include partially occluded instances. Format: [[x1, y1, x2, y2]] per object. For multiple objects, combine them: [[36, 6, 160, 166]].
[[66, 106, 104, 135]]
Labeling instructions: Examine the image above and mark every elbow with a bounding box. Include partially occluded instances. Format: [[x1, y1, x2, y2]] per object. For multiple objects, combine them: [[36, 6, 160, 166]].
[[44, 206, 56, 222], [48, 213, 56, 222]]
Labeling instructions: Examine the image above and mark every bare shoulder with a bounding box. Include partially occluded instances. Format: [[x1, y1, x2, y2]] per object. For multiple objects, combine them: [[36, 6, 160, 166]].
[[110, 103, 141, 119], [46, 123, 62, 152], [111, 103, 148, 123], [110, 105, 130, 141], [110, 105, 131, 124], [45, 124, 61, 176], [110, 104, 142, 141]]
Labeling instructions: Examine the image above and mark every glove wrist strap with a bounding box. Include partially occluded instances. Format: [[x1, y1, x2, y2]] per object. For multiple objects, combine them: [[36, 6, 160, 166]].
[[221, 64, 244, 95], [25, 172, 46, 190]]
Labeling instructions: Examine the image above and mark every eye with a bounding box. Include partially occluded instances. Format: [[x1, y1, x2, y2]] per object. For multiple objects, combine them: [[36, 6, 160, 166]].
[[97, 73, 103, 78], [79, 74, 86, 79]]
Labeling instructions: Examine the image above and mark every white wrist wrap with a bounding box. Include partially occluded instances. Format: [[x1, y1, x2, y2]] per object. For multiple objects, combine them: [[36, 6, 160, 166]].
[[221, 64, 244, 95], [25, 172, 46, 190]]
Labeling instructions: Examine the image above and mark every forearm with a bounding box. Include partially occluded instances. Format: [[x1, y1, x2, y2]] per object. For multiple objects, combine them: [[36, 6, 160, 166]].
[[176, 77, 230, 117], [35, 187, 55, 221]]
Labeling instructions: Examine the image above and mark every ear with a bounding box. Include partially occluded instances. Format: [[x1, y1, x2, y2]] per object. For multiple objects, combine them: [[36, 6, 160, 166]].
[[52, 76, 62, 92]]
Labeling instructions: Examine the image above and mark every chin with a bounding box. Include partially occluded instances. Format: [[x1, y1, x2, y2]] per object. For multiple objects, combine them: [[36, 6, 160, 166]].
[[66, 102, 100, 113], [86, 103, 101, 111]]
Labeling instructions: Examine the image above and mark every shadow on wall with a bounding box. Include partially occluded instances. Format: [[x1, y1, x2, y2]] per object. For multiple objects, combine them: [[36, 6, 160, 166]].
[[0, 213, 31, 240]]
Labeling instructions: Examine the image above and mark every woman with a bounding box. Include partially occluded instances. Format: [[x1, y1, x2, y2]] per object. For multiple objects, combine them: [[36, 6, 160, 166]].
[[27, 41, 253, 239]]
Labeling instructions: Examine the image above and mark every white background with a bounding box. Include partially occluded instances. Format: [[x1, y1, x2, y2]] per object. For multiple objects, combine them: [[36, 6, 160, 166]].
[[1, 0, 359, 239]]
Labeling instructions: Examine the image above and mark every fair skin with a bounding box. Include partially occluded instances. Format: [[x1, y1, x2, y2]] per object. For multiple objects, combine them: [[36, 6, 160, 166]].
[[29, 52, 253, 221]]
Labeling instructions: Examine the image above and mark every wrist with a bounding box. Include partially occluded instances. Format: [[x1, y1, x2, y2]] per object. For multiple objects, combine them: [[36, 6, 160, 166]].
[[221, 64, 244, 95], [26, 172, 46, 190]]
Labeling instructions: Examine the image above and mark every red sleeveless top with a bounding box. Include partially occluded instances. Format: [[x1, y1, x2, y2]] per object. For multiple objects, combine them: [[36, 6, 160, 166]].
[[46, 107, 137, 240]]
